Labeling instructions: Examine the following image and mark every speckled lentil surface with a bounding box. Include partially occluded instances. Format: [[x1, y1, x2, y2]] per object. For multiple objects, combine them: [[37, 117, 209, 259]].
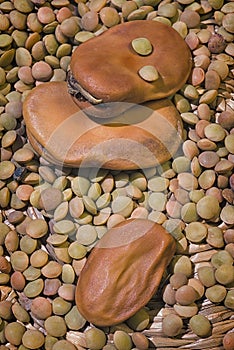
[[0, 0, 234, 349]]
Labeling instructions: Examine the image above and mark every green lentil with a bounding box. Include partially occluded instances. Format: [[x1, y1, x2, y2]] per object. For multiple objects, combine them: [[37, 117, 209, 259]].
[[85, 328, 107, 349], [131, 37, 153, 55], [189, 315, 212, 337], [113, 330, 132, 350], [126, 308, 149, 331], [138, 65, 159, 82]]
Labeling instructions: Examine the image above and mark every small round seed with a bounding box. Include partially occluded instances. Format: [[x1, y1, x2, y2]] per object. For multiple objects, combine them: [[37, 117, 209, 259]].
[[22, 267, 40, 281], [185, 222, 207, 243], [0, 256, 11, 274], [174, 188, 190, 205], [96, 192, 111, 209], [196, 195, 220, 219], [89, 0, 107, 12], [138, 65, 159, 82], [22, 329, 45, 349], [39, 187, 63, 212], [189, 315, 212, 337], [37, 7, 56, 24], [11, 301, 30, 323], [10, 271, 26, 291], [130, 172, 147, 191], [199, 90, 218, 104], [0, 161, 15, 180], [131, 37, 153, 56], [31, 296, 52, 320], [26, 218, 48, 238], [107, 214, 125, 229], [111, 196, 134, 217], [173, 303, 198, 318], [76, 224, 97, 245], [61, 16, 80, 37], [178, 173, 198, 191], [113, 330, 132, 350], [58, 283, 75, 301], [215, 159, 233, 174], [23, 278, 44, 298], [188, 278, 205, 299], [208, 60, 229, 80], [41, 261, 62, 278], [220, 205, 234, 225], [0, 34, 12, 48], [181, 112, 199, 125], [87, 182, 102, 200], [170, 273, 188, 290], [225, 290, 234, 310], [215, 264, 234, 285], [180, 9, 200, 28], [30, 249, 48, 268], [131, 207, 148, 219], [125, 185, 142, 200], [85, 328, 107, 350], [0, 14, 10, 31], [158, 3, 177, 18], [162, 314, 183, 337], [16, 184, 34, 201], [206, 226, 224, 248], [148, 192, 167, 211], [81, 11, 99, 31], [211, 250, 233, 268], [93, 207, 111, 225], [52, 296, 72, 315], [163, 283, 176, 305], [153, 16, 171, 26], [69, 196, 84, 219], [175, 285, 197, 305], [126, 308, 149, 331], [198, 151, 219, 168], [0, 300, 13, 320], [38, 165, 56, 183], [68, 242, 87, 259], [44, 315, 67, 337], [83, 195, 97, 215], [148, 176, 169, 191], [173, 255, 193, 277], [131, 332, 149, 350], [223, 331, 234, 350], [198, 170, 216, 189], [181, 202, 197, 221], [225, 134, 234, 154], [43, 278, 61, 296], [75, 212, 93, 225], [20, 236, 37, 255], [205, 284, 227, 303], [62, 264, 75, 284], [52, 340, 77, 350], [122, 1, 138, 18], [204, 123, 226, 142], [172, 157, 190, 174], [54, 201, 69, 221], [31, 61, 53, 81], [65, 305, 86, 330], [99, 7, 120, 27], [11, 250, 29, 272], [71, 176, 90, 196], [191, 67, 205, 86]]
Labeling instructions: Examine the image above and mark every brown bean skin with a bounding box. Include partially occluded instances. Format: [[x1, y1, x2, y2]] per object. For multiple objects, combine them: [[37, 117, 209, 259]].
[[75, 218, 175, 326]]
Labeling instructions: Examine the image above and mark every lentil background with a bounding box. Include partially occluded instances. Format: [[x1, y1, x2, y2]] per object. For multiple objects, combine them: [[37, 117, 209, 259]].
[[0, 0, 234, 349]]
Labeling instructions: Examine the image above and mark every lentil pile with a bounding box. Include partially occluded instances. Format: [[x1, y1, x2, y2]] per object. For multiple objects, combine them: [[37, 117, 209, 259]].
[[0, 0, 234, 349]]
